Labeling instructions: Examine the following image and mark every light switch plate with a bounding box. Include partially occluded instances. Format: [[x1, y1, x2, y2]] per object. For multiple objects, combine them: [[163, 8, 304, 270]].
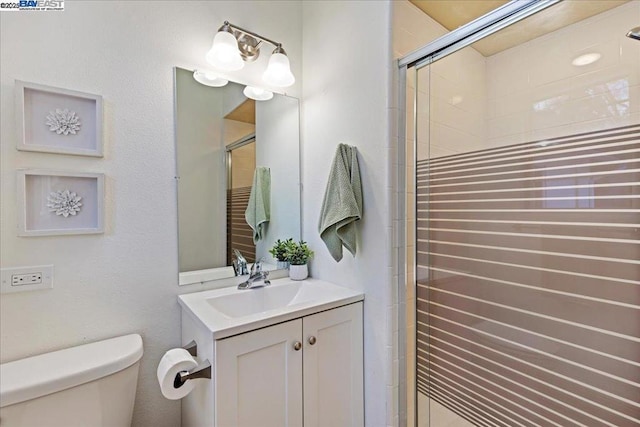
[[1, 265, 53, 293]]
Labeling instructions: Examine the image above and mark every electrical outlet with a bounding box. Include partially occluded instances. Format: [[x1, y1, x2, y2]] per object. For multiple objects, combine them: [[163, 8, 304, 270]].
[[12, 273, 43, 286], [1, 265, 53, 293]]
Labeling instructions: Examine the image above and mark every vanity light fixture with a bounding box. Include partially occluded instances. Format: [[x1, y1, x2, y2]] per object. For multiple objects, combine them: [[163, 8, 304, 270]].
[[262, 45, 295, 87], [206, 22, 244, 71], [193, 70, 229, 87], [206, 21, 295, 88], [243, 86, 274, 101]]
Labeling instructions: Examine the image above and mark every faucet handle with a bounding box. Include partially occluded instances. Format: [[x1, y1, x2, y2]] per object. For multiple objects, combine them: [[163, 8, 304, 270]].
[[250, 257, 265, 276]]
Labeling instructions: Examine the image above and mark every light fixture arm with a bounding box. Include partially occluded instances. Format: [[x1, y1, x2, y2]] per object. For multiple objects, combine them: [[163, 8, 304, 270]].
[[203, 20, 294, 89], [221, 21, 282, 50]]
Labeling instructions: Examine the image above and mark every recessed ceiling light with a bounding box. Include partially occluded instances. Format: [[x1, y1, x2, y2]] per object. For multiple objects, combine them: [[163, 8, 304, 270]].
[[571, 53, 601, 67]]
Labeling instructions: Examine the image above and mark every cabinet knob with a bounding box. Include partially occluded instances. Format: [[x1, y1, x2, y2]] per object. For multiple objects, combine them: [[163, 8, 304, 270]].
[[308, 336, 317, 345], [293, 341, 302, 351]]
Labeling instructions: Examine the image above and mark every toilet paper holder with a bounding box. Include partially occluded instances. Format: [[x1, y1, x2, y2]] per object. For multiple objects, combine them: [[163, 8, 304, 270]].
[[173, 340, 211, 389], [183, 340, 198, 357]]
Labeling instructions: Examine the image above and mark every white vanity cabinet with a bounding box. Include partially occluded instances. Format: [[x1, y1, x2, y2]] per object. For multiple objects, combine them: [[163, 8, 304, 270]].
[[214, 302, 363, 427], [215, 319, 302, 426], [178, 278, 365, 427]]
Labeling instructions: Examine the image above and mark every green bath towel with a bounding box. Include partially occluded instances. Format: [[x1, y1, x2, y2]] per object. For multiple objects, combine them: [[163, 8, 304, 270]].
[[245, 167, 271, 243], [318, 144, 362, 262]]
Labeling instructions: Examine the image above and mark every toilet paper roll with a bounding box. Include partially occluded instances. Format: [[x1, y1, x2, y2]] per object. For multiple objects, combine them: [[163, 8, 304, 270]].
[[157, 348, 199, 400]]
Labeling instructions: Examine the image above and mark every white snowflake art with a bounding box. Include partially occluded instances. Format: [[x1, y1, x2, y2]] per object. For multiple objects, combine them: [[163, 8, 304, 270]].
[[45, 108, 81, 135], [47, 190, 83, 217]]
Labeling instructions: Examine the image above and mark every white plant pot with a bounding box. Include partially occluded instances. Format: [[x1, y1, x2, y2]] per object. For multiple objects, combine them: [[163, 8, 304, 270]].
[[289, 264, 308, 281], [277, 260, 290, 270]]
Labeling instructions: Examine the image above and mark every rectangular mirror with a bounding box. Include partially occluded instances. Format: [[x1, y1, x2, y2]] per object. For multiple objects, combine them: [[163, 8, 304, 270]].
[[174, 67, 301, 285]]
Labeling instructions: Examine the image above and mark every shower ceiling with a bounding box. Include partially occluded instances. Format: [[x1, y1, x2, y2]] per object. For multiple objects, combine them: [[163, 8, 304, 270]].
[[409, 0, 630, 56]]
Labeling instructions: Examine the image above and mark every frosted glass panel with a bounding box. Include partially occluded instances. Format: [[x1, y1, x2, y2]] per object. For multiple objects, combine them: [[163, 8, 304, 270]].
[[412, 2, 640, 426]]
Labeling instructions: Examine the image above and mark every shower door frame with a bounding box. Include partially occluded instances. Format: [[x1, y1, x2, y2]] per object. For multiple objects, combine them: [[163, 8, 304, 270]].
[[395, 1, 562, 426]]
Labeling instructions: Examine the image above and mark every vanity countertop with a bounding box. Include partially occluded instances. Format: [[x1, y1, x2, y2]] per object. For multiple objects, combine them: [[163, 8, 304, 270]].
[[178, 277, 364, 339]]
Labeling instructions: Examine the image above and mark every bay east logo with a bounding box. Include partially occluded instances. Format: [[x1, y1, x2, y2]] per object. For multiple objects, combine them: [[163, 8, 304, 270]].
[[20, 0, 63, 8], [0, 0, 64, 11]]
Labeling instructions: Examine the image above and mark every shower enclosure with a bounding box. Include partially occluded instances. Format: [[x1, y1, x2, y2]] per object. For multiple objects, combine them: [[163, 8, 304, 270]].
[[226, 136, 257, 265], [398, 1, 640, 425]]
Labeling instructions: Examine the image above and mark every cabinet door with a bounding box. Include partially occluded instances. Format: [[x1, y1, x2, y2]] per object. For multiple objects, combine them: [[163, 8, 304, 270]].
[[215, 319, 303, 427], [303, 302, 364, 427]]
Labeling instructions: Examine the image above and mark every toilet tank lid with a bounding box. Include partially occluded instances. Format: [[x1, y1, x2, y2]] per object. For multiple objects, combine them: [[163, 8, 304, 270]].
[[0, 334, 143, 408]]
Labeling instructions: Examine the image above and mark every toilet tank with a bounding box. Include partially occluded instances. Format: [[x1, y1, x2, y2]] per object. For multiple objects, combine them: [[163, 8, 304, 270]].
[[0, 334, 143, 427]]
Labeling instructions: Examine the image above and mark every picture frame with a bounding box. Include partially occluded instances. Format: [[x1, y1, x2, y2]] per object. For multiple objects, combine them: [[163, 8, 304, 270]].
[[15, 80, 103, 157], [17, 170, 105, 236]]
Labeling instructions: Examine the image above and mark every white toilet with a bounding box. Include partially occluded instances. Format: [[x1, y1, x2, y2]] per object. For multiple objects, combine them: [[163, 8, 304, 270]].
[[0, 334, 143, 427]]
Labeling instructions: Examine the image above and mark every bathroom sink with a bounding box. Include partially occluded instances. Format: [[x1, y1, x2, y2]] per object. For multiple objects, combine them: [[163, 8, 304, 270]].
[[179, 278, 364, 339], [207, 282, 313, 318]]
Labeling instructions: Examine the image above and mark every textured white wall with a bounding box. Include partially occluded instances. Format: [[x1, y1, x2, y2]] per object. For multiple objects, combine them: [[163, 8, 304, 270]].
[[301, 1, 395, 425], [0, 2, 301, 426]]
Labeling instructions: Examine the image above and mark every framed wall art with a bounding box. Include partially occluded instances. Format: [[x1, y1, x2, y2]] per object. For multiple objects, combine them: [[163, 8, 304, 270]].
[[15, 80, 103, 157], [17, 170, 105, 236]]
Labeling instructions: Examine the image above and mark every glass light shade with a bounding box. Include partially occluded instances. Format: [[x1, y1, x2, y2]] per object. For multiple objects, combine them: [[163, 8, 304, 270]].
[[243, 86, 273, 101], [193, 70, 228, 87], [206, 31, 244, 71], [262, 52, 295, 87]]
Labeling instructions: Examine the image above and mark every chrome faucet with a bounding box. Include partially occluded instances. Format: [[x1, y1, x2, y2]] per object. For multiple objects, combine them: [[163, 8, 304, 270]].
[[232, 249, 248, 276], [237, 258, 270, 290]]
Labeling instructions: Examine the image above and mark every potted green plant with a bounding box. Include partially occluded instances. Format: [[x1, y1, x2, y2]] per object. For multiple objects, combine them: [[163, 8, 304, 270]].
[[284, 240, 314, 280], [269, 238, 293, 269]]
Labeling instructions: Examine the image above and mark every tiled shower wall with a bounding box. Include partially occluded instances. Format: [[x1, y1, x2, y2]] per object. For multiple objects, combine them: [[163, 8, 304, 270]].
[[486, 1, 640, 147]]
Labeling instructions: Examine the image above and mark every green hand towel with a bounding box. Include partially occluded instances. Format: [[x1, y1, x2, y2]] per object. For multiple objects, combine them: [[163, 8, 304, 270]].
[[318, 144, 363, 262], [245, 167, 271, 243]]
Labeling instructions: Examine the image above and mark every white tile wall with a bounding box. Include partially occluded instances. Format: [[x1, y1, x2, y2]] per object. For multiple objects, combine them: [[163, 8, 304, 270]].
[[486, 1, 640, 147]]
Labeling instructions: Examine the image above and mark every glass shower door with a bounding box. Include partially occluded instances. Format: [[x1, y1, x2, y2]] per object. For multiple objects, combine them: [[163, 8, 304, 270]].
[[411, 2, 640, 426]]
